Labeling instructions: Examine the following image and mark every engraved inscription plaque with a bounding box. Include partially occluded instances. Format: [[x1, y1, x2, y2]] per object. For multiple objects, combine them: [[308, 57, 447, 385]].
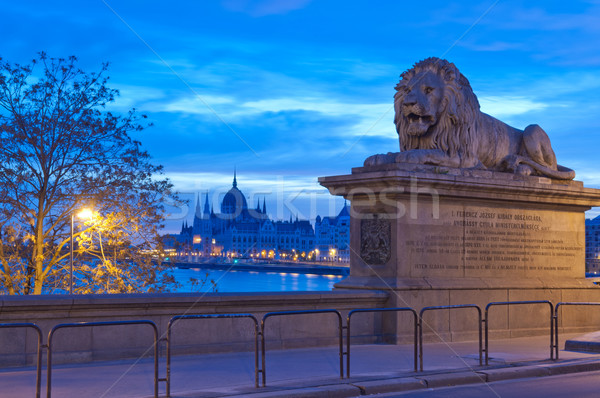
[[404, 205, 583, 279], [360, 218, 391, 265]]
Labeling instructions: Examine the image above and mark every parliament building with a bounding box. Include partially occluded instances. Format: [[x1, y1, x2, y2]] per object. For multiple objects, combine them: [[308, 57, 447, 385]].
[[166, 172, 349, 263]]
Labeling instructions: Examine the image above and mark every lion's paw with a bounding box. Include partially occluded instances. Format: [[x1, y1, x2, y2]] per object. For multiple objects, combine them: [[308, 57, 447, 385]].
[[395, 151, 421, 164], [364, 152, 397, 166], [500, 155, 521, 172]]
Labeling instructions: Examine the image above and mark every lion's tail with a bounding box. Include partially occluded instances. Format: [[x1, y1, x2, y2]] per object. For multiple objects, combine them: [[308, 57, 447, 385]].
[[520, 158, 576, 180]]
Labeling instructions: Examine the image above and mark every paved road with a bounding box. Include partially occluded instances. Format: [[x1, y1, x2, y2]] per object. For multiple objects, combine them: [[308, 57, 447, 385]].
[[373, 370, 600, 398]]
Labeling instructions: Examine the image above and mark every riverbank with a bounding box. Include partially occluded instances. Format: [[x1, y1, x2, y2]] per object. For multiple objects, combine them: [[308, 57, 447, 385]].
[[172, 261, 349, 276]]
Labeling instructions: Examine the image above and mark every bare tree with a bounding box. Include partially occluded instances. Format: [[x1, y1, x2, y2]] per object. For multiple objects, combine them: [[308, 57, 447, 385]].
[[0, 53, 179, 294]]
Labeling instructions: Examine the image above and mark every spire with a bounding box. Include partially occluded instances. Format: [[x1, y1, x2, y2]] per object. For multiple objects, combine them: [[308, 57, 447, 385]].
[[262, 198, 266, 215], [233, 167, 237, 188], [295, 214, 299, 222], [195, 193, 202, 218], [203, 191, 210, 215], [338, 201, 350, 218]]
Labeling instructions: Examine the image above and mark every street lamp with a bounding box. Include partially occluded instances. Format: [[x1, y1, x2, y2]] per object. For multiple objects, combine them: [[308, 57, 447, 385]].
[[70, 208, 95, 294]]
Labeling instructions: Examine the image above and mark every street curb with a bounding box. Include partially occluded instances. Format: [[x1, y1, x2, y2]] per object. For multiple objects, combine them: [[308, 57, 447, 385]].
[[545, 360, 600, 375], [416, 371, 487, 388], [477, 365, 550, 382], [167, 359, 600, 397], [565, 339, 600, 353], [351, 377, 427, 395], [224, 384, 361, 398]]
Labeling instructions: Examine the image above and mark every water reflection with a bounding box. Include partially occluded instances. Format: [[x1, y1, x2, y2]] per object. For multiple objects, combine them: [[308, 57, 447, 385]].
[[174, 267, 344, 292]]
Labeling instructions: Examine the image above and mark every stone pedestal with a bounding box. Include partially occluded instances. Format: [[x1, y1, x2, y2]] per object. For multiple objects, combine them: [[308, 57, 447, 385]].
[[320, 163, 600, 341]]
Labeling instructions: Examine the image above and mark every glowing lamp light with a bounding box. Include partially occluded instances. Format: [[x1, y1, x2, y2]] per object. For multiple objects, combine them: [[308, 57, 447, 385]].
[[77, 208, 95, 220]]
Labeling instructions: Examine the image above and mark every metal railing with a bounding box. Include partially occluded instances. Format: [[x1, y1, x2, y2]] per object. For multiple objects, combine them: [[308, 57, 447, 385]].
[[346, 307, 418, 376], [553, 302, 600, 359], [0, 323, 43, 398], [419, 305, 482, 371], [484, 300, 554, 365], [7, 299, 600, 396], [260, 309, 343, 386], [165, 313, 260, 397], [46, 320, 159, 398]]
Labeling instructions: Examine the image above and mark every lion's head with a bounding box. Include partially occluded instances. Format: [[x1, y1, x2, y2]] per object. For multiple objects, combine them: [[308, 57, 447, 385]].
[[394, 57, 480, 158]]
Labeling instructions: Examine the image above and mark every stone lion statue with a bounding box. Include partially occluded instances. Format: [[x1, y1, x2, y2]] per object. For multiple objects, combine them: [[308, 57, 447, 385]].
[[365, 57, 575, 180]]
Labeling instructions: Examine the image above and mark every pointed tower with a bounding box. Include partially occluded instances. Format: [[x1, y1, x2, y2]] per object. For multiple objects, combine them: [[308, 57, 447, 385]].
[[203, 192, 210, 217], [233, 167, 237, 188], [262, 198, 266, 215], [195, 194, 202, 218], [193, 193, 202, 233]]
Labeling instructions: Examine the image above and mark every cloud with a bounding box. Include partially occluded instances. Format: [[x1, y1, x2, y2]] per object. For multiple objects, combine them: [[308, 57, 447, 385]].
[[496, 5, 600, 32], [160, 95, 235, 114], [478, 96, 549, 117], [572, 166, 600, 187], [154, 93, 394, 138], [458, 41, 523, 52], [109, 85, 166, 110], [241, 97, 389, 118], [221, 0, 313, 17]]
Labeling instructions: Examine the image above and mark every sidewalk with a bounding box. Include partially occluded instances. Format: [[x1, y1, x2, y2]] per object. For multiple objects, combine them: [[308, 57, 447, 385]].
[[1, 333, 600, 397]]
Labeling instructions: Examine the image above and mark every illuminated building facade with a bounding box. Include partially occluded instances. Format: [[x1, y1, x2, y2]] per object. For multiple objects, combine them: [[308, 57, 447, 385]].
[[314, 203, 350, 263], [173, 172, 317, 260], [586, 215, 600, 273]]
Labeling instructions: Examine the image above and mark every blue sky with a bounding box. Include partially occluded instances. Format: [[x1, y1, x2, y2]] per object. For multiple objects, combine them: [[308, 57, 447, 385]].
[[3, 1, 600, 230]]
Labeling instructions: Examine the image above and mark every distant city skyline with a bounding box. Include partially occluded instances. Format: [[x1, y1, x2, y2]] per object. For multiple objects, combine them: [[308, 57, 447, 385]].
[[3, 1, 600, 230], [169, 171, 346, 232]]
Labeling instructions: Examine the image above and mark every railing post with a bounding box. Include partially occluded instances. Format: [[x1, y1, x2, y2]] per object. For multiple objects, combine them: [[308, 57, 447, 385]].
[[483, 311, 489, 365], [412, 310, 418, 372], [166, 319, 173, 398], [254, 318, 260, 388], [554, 305, 560, 359], [549, 303, 555, 360], [261, 318, 266, 387], [337, 312, 344, 379], [418, 315, 423, 372], [477, 306, 482, 366], [152, 323, 159, 398], [346, 315, 351, 378]]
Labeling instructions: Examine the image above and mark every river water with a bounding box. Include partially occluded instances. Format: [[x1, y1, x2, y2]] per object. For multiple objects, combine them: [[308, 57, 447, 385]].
[[173, 266, 345, 292]]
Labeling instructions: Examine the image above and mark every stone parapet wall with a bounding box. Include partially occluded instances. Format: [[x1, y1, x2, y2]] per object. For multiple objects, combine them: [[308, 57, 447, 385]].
[[0, 291, 388, 368]]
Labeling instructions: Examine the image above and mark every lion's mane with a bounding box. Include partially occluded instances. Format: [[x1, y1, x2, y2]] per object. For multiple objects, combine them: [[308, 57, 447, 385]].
[[394, 58, 480, 163]]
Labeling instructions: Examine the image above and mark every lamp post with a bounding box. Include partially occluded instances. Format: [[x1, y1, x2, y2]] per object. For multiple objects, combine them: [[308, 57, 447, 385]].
[[69, 208, 94, 294], [70, 213, 74, 294]]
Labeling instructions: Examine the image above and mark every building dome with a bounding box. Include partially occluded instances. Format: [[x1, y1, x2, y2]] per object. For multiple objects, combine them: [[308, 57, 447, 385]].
[[220, 171, 248, 217], [221, 186, 247, 215]]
